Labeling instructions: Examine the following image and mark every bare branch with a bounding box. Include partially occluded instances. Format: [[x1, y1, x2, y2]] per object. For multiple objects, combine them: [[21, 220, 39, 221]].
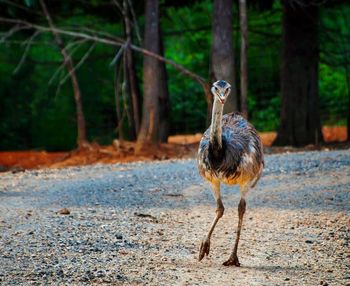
[[114, 58, 125, 140], [239, 0, 249, 118], [112, 0, 124, 14], [0, 17, 124, 46], [65, 38, 89, 51], [0, 16, 209, 98], [54, 69, 65, 97], [110, 43, 126, 66], [0, 0, 42, 15], [39, 0, 88, 146], [127, 0, 142, 44], [130, 44, 208, 89], [60, 24, 125, 43], [59, 42, 96, 86], [49, 39, 89, 85], [13, 30, 41, 74], [0, 39, 54, 46], [0, 24, 31, 44]]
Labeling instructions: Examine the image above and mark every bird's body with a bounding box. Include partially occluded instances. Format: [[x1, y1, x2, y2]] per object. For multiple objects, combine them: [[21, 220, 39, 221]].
[[198, 112, 263, 187], [197, 80, 264, 266]]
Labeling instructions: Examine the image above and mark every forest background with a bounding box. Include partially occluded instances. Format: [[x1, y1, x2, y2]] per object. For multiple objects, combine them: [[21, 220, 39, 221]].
[[0, 0, 349, 151]]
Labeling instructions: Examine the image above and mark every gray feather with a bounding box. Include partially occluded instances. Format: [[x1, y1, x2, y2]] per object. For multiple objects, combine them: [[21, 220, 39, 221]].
[[198, 112, 264, 185]]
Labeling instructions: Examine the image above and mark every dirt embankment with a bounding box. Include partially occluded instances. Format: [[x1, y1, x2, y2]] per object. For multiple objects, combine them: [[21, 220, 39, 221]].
[[0, 126, 348, 170]]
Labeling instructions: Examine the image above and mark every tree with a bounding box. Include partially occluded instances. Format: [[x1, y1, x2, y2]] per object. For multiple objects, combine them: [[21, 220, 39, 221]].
[[158, 30, 170, 142], [39, 0, 88, 149], [120, 0, 142, 139], [210, 0, 237, 116], [136, 0, 169, 150], [347, 68, 350, 141], [274, 0, 322, 146], [239, 0, 248, 118]]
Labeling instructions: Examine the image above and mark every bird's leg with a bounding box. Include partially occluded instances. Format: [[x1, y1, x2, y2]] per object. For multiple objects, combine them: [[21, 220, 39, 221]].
[[223, 197, 246, 266], [199, 181, 224, 261]]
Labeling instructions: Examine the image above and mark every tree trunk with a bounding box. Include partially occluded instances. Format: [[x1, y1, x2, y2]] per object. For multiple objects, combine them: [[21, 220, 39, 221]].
[[274, 1, 322, 146], [239, 0, 248, 119], [39, 0, 88, 149], [114, 61, 124, 141], [123, 0, 141, 136], [211, 0, 237, 116], [123, 51, 136, 140], [136, 0, 164, 151], [346, 71, 350, 141], [158, 29, 170, 142]]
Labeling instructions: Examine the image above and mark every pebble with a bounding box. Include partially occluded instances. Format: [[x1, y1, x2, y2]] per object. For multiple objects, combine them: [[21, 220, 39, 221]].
[[57, 208, 70, 215]]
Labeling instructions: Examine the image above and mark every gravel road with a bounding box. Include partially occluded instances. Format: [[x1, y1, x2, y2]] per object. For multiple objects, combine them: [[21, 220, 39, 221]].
[[0, 149, 349, 286]]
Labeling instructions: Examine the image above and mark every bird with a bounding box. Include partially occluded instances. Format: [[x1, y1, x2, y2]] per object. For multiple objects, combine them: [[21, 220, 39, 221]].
[[197, 79, 264, 266]]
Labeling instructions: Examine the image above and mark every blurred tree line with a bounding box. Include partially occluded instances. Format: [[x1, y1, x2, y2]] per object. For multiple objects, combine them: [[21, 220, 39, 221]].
[[0, 0, 349, 150]]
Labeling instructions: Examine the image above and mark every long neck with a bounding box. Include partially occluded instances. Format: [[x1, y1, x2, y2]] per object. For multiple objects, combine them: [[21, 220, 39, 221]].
[[209, 98, 224, 149]]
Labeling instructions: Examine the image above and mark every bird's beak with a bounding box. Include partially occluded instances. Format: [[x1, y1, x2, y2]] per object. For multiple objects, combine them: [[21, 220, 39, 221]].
[[219, 93, 225, 104]]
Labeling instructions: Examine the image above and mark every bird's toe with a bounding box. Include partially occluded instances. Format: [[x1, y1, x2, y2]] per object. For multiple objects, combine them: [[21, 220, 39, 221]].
[[222, 256, 240, 267], [198, 239, 210, 261]]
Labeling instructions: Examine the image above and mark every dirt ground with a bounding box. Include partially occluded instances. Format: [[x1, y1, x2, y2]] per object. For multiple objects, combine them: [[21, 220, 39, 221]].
[[0, 149, 349, 285], [0, 127, 348, 170]]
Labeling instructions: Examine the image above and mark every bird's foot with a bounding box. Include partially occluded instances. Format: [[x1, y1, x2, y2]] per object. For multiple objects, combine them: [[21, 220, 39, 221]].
[[198, 239, 210, 261], [222, 255, 240, 267]]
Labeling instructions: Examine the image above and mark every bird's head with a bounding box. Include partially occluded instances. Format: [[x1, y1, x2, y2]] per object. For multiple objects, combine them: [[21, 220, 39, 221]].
[[211, 80, 231, 104]]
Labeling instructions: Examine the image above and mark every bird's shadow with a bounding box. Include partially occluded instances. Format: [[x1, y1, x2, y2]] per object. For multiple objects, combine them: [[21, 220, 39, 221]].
[[163, 257, 304, 274], [242, 264, 303, 272]]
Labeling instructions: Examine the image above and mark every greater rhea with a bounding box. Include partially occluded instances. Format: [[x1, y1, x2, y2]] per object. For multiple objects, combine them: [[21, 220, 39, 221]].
[[197, 80, 264, 266]]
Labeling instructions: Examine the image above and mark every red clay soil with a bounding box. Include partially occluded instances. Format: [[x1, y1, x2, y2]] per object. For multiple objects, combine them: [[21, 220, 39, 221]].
[[0, 126, 348, 170], [0, 151, 67, 170], [0, 142, 197, 170]]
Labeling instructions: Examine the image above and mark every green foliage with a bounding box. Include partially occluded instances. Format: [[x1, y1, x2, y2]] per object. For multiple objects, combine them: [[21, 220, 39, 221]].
[[246, 4, 281, 132], [249, 95, 281, 132], [319, 3, 349, 126], [162, 0, 212, 134], [0, 24, 120, 150], [319, 64, 348, 125]]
